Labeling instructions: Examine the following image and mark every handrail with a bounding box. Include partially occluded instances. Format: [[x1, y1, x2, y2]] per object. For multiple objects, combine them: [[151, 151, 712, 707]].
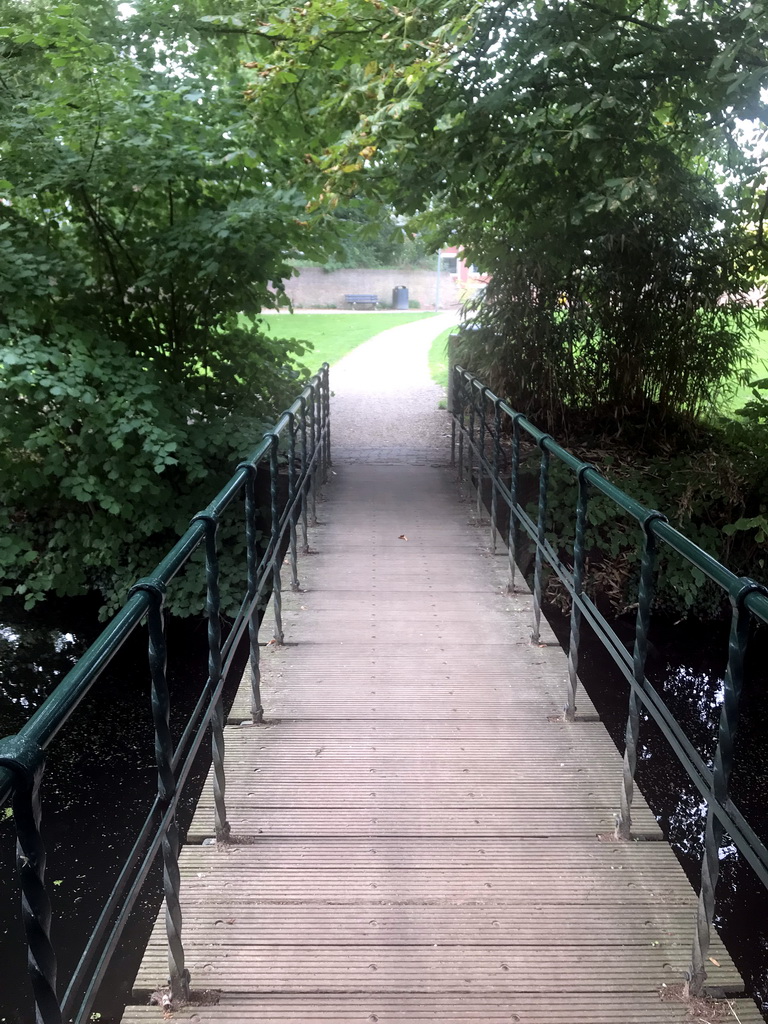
[[451, 365, 768, 999], [0, 364, 331, 1024]]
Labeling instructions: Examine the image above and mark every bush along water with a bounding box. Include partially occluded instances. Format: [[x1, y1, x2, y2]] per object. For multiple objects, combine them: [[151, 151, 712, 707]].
[[0, 1, 317, 617], [509, 413, 768, 623]]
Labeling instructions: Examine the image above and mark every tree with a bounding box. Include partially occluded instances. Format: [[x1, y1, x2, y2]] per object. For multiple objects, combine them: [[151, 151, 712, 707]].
[[406, 0, 765, 426], [300, 202, 436, 269], [0, 0, 316, 613], [244, 0, 767, 427]]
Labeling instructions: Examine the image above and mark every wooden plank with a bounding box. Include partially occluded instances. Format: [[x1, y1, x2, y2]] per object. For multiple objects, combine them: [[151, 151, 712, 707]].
[[123, 463, 753, 1024], [131, 945, 744, 994], [123, 995, 764, 1024], [187, 806, 658, 838]]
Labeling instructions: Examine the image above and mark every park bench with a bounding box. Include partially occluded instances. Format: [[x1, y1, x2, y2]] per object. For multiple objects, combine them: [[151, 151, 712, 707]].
[[344, 293, 378, 309]]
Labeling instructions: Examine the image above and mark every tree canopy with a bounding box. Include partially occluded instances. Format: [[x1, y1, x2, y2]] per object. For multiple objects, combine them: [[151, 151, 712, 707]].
[[0, 0, 318, 613], [245, 0, 768, 425], [3, 0, 768, 612]]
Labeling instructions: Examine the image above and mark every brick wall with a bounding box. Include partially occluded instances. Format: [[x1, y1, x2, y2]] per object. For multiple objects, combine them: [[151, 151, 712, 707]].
[[280, 267, 463, 309]]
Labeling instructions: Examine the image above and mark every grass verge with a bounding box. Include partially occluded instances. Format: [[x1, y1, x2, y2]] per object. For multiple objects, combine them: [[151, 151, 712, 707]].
[[726, 327, 768, 413], [260, 311, 438, 372], [428, 326, 454, 389]]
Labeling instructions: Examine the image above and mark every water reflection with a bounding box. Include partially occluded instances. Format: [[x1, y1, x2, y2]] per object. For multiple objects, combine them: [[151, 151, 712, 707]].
[[0, 598, 217, 1024], [558, 613, 768, 1018], [659, 663, 725, 765], [0, 620, 86, 724]]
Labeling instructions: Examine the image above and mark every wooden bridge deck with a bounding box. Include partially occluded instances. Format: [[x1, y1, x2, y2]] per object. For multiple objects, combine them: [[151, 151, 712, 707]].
[[123, 463, 760, 1023]]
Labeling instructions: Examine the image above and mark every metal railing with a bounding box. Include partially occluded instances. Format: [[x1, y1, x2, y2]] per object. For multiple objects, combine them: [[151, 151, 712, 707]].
[[0, 364, 331, 1024], [451, 366, 768, 998]]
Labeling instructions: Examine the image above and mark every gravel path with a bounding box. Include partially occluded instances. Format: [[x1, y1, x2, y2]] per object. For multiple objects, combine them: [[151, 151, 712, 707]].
[[329, 312, 458, 464]]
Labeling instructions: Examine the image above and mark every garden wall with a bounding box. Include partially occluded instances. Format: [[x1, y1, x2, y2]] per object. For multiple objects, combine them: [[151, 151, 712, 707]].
[[281, 267, 463, 309]]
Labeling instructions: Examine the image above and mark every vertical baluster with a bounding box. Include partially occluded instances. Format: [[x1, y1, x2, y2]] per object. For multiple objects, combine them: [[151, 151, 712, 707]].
[[130, 578, 190, 1002], [615, 512, 665, 840], [308, 384, 318, 527], [242, 463, 263, 723], [687, 578, 766, 996], [191, 512, 230, 842], [315, 379, 323, 498], [565, 466, 591, 721], [450, 378, 457, 468], [315, 375, 326, 486], [507, 413, 522, 593], [457, 372, 466, 491], [490, 399, 502, 552], [238, 461, 263, 723], [287, 412, 300, 591], [269, 434, 284, 645], [467, 388, 476, 508], [0, 740, 61, 1024], [531, 440, 551, 643], [322, 364, 331, 481], [476, 387, 488, 520], [299, 396, 310, 554]]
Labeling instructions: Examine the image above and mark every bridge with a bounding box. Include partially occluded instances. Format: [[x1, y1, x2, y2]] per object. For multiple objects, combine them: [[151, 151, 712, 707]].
[[1, 320, 767, 1024]]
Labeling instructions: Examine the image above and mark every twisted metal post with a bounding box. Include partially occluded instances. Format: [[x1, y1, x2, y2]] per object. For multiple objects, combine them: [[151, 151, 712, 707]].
[[315, 374, 326, 486], [268, 433, 284, 645], [507, 413, 523, 593], [565, 466, 592, 721], [308, 383, 318, 526], [299, 395, 310, 554], [615, 512, 665, 840], [287, 412, 300, 591], [457, 372, 466, 492], [467, 390, 476, 508], [321, 364, 331, 482], [191, 512, 230, 842], [129, 577, 190, 1003], [531, 439, 551, 643], [450, 367, 458, 467], [238, 461, 264, 722], [315, 377, 324, 497], [490, 399, 502, 552], [687, 578, 767, 996], [0, 737, 61, 1024], [475, 387, 489, 520]]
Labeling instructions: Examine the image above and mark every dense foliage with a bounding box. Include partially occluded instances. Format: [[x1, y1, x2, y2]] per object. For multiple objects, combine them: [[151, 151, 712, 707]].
[[437, 1, 764, 426], [515, 423, 768, 620], [3, 0, 768, 617], [246, 0, 766, 425], [0, 0, 316, 614], [310, 204, 436, 270], [239, 0, 768, 612]]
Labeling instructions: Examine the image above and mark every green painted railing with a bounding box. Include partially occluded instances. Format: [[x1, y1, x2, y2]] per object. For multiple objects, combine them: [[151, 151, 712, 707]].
[[0, 365, 330, 1024], [451, 366, 768, 999]]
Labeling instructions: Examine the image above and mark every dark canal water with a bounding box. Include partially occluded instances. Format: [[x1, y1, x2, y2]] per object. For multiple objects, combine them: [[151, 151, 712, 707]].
[[1, 595, 767, 1021], [0, 596, 249, 1024], [545, 604, 768, 1020]]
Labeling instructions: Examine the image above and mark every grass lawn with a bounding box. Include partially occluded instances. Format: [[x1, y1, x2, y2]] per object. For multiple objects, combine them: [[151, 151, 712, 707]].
[[428, 326, 454, 389], [261, 311, 438, 372], [726, 327, 768, 413]]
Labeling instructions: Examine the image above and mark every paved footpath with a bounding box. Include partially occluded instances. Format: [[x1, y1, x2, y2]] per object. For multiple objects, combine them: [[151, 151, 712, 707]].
[[124, 317, 759, 1023], [329, 311, 458, 464]]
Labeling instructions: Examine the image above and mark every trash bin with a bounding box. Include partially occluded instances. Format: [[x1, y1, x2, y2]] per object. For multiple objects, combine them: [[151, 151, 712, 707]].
[[392, 285, 409, 310]]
